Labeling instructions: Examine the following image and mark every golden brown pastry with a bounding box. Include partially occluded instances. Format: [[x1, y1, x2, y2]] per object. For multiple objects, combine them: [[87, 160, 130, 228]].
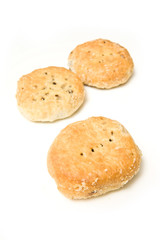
[[16, 66, 85, 122], [47, 117, 141, 199], [68, 39, 134, 89]]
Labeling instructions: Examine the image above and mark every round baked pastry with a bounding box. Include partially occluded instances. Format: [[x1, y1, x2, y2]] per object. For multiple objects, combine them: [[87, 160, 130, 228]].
[[47, 117, 141, 199], [16, 67, 85, 122], [68, 39, 134, 89]]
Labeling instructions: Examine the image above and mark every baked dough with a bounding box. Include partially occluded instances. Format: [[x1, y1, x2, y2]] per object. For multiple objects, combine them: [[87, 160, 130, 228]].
[[47, 117, 141, 199], [16, 66, 85, 122], [68, 39, 134, 89]]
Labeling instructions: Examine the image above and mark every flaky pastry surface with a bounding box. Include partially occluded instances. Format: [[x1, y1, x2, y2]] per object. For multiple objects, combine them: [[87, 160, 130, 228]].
[[47, 117, 141, 199], [16, 67, 85, 122], [68, 39, 134, 89]]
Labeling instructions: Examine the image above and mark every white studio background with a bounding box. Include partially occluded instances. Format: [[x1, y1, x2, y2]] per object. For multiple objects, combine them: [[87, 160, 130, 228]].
[[0, 0, 160, 240]]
